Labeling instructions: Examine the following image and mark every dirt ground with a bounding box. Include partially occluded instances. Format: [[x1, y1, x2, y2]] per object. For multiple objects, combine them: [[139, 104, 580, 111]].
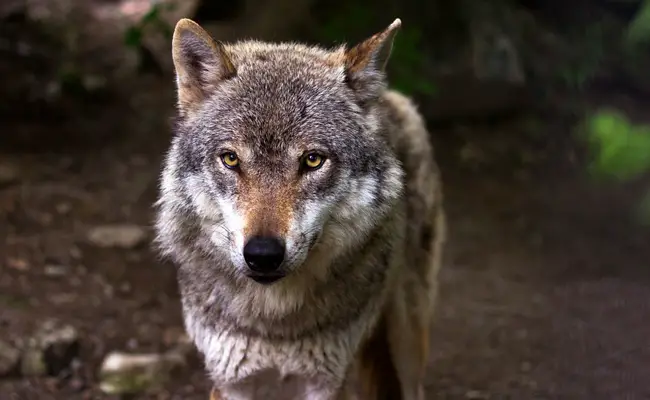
[[2, 2, 650, 399]]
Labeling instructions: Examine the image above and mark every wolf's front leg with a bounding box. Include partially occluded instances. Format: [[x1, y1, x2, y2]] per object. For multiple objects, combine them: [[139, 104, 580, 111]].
[[210, 387, 222, 400], [386, 288, 431, 400], [210, 379, 349, 400]]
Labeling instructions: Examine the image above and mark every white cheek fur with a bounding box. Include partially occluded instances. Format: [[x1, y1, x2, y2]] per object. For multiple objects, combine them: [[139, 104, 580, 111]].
[[215, 197, 246, 249], [186, 174, 248, 268]]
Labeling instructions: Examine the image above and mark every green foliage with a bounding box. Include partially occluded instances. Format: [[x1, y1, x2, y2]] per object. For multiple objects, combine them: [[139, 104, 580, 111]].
[[123, 1, 175, 49], [558, 2, 650, 91], [558, 66, 596, 92], [558, 23, 607, 91], [584, 109, 650, 224], [624, 0, 650, 49], [317, 4, 373, 42], [584, 109, 650, 181], [390, 28, 437, 95], [317, 4, 436, 96]]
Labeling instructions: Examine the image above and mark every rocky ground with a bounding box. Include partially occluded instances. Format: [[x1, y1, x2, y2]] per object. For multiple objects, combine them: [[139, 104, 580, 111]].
[[1, 0, 650, 399]]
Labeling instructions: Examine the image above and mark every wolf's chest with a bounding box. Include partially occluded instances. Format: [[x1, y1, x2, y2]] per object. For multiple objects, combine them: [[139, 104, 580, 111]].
[[187, 315, 364, 387]]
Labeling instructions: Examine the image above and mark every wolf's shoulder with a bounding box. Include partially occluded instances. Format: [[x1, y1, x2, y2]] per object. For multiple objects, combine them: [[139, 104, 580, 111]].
[[379, 90, 435, 168]]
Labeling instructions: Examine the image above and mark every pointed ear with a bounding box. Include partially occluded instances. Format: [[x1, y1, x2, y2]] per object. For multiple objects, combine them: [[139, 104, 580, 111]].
[[171, 18, 236, 116], [343, 18, 401, 99], [345, 18, 401, 74]]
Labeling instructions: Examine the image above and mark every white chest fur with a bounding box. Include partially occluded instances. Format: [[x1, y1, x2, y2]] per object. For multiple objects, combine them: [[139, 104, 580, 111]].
[[184, 310, 375, 399]]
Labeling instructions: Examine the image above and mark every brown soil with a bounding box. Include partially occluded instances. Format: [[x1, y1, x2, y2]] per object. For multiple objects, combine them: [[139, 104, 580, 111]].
[[2, 1, 650, 399]]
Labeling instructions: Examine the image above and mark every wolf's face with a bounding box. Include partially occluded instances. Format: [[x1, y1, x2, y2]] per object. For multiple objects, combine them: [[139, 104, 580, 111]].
[[161, 19, 404, 285]]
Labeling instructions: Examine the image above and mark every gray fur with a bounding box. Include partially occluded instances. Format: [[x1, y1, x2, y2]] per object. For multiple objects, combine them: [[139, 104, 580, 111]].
[[155, 18, 446, 400]]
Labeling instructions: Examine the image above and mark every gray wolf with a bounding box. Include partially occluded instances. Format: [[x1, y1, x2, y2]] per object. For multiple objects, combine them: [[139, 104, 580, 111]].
[[154, 16, 446, 400]]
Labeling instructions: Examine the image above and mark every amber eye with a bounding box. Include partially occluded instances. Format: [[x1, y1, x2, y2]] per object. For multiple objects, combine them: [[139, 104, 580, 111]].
[[221, 152, 240, 169], [303, 153, 326, 170]]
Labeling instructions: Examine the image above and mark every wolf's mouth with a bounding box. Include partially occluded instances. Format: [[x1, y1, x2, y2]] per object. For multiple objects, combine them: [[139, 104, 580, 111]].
[[247, 273, 285, 285]]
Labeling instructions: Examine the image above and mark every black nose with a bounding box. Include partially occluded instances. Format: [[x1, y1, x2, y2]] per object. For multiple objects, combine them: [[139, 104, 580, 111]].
[[243, 236, 285, 273]]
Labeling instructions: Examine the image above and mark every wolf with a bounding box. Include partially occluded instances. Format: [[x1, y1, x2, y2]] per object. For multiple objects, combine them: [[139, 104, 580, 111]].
[[154, 16, 446, 400]]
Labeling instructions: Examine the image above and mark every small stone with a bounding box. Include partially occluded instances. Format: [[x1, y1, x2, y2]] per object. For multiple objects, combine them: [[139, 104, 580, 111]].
[[50, 293, 77, 305], [6, 257, 29, 271], [87, 224, 147, 249], [118, 282, 132, 294], [20, 320, 80, 377], [0, 339, 20, 376], [44, 264, 68, 277], [99, 351, 186, 395], [465, 389, 489, 399], [103, 284, 115, 298], [69, 246, 82, 259], [55, 202, 72, 215]]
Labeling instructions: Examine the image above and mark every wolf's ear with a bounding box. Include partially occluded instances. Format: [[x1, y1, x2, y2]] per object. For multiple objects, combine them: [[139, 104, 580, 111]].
[[343, 18, 401, 98], [172, 18, 236, 116]]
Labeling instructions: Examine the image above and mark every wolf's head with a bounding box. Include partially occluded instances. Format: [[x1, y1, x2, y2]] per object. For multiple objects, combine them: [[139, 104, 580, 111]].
[[157, 18, 404, 287]]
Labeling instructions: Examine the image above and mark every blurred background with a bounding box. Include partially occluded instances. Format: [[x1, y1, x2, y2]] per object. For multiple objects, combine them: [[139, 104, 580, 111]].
[[1, 0, 650, 398]]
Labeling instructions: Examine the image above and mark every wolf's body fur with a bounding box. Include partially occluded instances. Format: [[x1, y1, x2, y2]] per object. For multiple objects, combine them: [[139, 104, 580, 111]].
[[154, 17, 446, 400]]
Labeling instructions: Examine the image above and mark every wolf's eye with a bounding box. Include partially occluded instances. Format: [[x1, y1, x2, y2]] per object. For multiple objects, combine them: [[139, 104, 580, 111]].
[[303, 153, 326, 171], [221, 152, 240, 169]]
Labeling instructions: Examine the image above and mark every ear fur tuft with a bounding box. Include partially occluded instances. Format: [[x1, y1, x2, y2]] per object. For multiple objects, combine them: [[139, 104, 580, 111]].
[[171, 18, 236, 116], [344, 18, 401, 74], [343, 18, 402, 102]]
